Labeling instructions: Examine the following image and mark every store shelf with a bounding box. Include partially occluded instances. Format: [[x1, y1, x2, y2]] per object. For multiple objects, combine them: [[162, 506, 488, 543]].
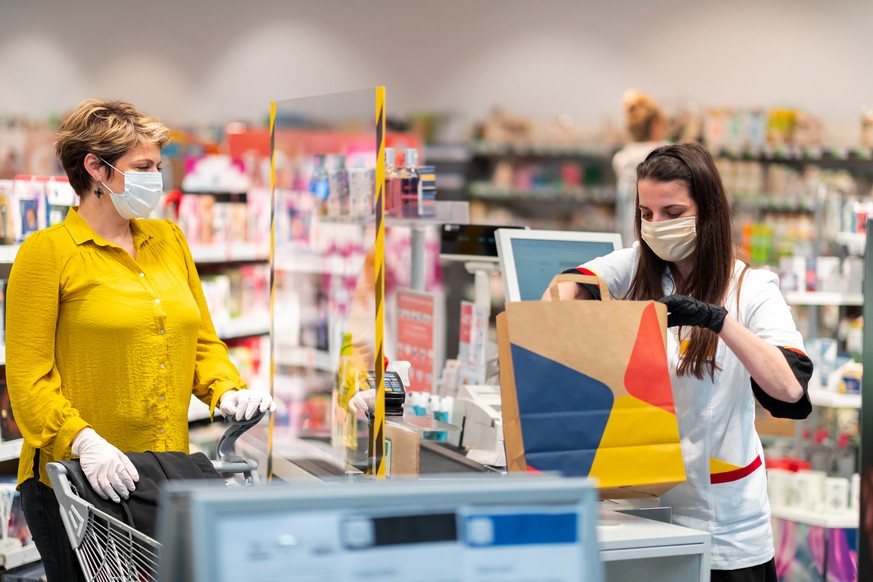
[[0, 245, 19, 264], [783, 291, 864, 306], [731, 196, 813, 213], [275, 346, 334, 372], [189, 242, 268, 263], [214, 317, 270, 340], [770, 504, 858, 529], [836, 231, 866, 256], [468, 182, 616, 203], [424, 144, 471, 163], [436, 173, 466, 191], [715, 146, 873, 163], [0, 242, 268, 267], [0, 439, 23, 462], [0, 542, 40, 570], [188, 396, 210, 422], [274, 252, 364, 276], [470, 141, 612, 157], [808, 388, 861, 409]]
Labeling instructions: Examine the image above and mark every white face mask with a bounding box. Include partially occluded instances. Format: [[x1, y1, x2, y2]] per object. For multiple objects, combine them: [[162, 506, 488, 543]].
[[640, 215, 697, 262], [99, 158, 163, 219]]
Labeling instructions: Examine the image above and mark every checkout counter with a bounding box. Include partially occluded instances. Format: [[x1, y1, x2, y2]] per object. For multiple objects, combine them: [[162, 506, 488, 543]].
[[233, 385, 711, 582]]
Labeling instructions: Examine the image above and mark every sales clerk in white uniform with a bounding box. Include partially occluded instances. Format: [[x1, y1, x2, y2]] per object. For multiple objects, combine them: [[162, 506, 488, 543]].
[[545, 142, 813, 582]]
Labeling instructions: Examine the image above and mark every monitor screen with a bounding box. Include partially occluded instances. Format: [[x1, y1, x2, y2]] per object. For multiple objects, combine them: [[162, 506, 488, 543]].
[[439, 223, 526, 263], [496, 229, 622, 302]]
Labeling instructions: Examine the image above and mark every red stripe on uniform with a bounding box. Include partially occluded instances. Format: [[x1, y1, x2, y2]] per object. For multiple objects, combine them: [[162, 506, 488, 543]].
[[711, 455, 762, 484], [576, 267, 597, 277], [783, 346, 808, 358]]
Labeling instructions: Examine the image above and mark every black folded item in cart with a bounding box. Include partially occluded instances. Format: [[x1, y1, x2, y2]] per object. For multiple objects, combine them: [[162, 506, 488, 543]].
[[55, 451, 222, 539]]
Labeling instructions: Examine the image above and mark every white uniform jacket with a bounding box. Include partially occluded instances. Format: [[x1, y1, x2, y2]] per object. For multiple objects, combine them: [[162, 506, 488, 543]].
[[580, 244, 812, 569]]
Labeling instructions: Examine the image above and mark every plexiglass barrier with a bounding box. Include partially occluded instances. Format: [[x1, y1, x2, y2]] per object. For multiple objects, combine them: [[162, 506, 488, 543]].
[[269, 88, 386, 479]]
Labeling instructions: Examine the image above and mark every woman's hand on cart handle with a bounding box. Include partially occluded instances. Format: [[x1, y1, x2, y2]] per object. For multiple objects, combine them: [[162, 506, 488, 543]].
[[219, 389, 276, 421], [657, 294, 728, 333], [71, 428, 139, 503]]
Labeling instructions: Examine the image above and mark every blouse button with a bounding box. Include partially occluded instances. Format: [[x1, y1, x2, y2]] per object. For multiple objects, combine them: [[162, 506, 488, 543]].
[[139, 272, 145, 278], [159, 329, 165, 335], [160, 363, 165, 369], [154, 298, 160, 304]]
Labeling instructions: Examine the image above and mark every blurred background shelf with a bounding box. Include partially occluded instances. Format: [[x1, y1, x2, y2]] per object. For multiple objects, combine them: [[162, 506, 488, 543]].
[[0, 439, 22, 463], [770, 504, 858, 529], [783, 291, 864, 306], [808, 389, 861, 409]]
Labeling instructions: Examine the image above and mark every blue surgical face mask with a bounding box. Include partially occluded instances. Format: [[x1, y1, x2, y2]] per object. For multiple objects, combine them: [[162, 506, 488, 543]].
[[99, 158, 163, 219]]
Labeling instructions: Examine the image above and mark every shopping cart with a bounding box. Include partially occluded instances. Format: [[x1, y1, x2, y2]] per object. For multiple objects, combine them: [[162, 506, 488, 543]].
[[46, 412, 265, 582]]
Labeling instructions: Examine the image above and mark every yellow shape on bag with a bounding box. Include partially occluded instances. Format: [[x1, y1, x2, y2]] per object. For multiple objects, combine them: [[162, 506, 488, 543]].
[[590, 395, 686, 488]]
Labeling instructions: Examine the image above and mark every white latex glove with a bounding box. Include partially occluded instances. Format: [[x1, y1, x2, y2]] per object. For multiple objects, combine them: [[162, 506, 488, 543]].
[[348, 389, 376, 417], [219, 389, 276, 421], [71, 428, 139, 503]]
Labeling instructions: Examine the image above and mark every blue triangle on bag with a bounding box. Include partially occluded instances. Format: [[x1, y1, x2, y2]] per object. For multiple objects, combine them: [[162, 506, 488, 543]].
[[510, 344, 614, 477]]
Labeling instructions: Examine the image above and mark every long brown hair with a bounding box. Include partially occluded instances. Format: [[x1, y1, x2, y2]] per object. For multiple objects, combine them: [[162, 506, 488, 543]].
[[625, 142, 736, 380]]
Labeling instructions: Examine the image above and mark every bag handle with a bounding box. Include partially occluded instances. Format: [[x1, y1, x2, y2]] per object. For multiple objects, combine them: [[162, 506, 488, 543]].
[[547, 273, 611, 302]]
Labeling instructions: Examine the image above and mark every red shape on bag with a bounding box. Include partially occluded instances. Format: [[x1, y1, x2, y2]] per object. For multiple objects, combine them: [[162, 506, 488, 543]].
[[624, 303, 674, 414]]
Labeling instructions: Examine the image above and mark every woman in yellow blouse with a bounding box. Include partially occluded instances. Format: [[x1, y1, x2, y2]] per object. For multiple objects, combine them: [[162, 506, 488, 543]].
[[6, 99, 274, 581]]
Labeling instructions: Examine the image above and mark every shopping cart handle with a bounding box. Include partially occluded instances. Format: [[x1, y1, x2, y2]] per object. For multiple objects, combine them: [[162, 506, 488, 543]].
[[217, 409, 266, 462]]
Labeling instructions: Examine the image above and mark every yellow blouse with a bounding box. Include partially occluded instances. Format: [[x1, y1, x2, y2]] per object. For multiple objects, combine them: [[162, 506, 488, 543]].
[[6, 208, 245, 487]]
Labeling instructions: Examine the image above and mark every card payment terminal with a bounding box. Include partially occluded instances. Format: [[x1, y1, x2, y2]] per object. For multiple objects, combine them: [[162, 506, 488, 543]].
[[366, 370, 406, 416]]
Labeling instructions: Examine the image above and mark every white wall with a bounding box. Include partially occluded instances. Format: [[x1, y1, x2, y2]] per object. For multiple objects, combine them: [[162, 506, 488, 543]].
[[1, 0, 871, 143]]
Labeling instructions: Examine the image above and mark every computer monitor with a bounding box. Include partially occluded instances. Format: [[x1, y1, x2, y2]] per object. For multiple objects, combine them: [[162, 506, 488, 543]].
[[439, 223, 526, 263], [496, 229, 623, 302], [157, 475, 604, 582]]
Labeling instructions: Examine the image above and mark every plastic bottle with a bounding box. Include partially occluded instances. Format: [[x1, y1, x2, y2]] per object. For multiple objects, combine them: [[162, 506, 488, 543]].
[[384, 147, 399, 215], [327, 154, 349, 217], [349, 158, 372, 217], [398, 148, 420, 218], [309, 155, 329, 205]]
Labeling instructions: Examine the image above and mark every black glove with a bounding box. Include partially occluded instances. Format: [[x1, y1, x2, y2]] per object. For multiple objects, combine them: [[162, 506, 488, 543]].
[[657, 294, 728, 333]]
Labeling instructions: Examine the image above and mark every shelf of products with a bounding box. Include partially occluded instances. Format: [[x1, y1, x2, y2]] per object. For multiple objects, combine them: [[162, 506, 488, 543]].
[[274, 346, 334, 373], [783, 291, 864, 306], [836, 231, 866, 255], [463, 141, 617, 231], [214, 317, 270, 341], [0, 439, 22, 463], [468, 182, 616, 203], [469, 141, 612, 157], [189, 242, 269, 263], [807, 389, 861, 409], [0, 246, 19, 265], [770, 504, 858, 529]]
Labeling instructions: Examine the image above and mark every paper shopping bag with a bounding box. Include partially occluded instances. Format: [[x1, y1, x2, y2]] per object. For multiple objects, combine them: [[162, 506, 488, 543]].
[[497, 273, 685, 499]]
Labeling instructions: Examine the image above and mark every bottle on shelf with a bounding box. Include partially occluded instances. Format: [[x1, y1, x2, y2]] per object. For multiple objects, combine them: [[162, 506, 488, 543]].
[[327, 154, 350, 217], [397, 148, 420, 218], [309, 155, 330, 214], [384, 147, 399, 215], [348, 158, 373, 217]]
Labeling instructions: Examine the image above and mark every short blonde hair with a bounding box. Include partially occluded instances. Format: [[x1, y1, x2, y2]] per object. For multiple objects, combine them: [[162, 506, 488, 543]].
[[622, 89, 665, 142], [55, 99, 171, 196]]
